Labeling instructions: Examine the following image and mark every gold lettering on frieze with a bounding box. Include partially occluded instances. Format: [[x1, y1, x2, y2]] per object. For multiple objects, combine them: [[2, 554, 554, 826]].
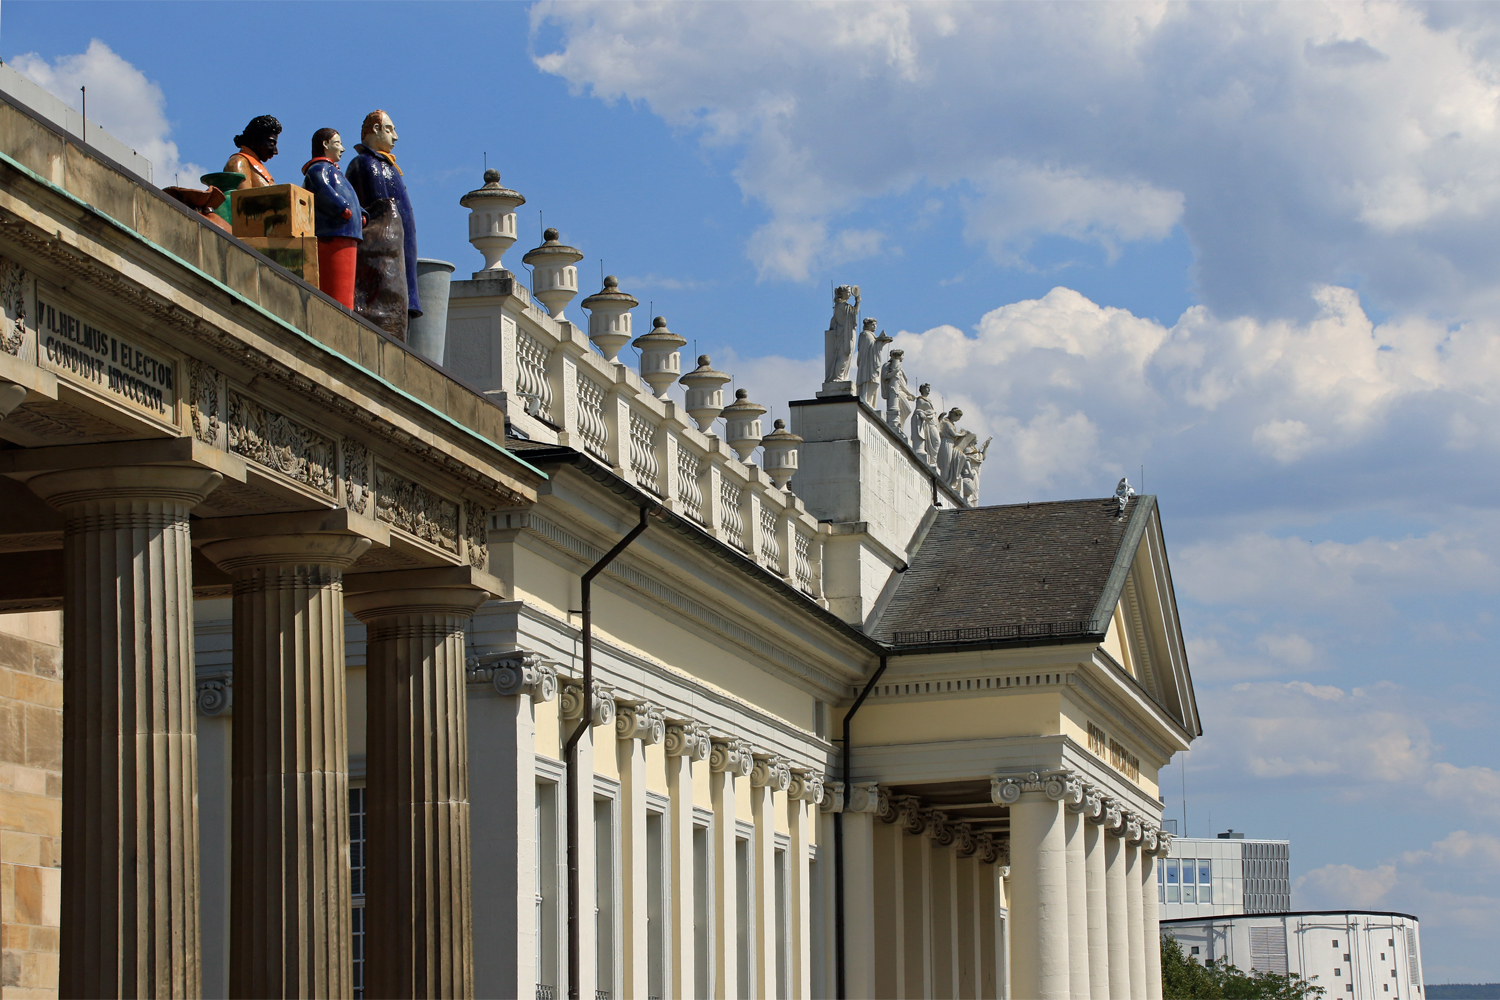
[[226, 390, 335, 497], [375, 465, 458, 554], [1088, 721, 1107, 758]]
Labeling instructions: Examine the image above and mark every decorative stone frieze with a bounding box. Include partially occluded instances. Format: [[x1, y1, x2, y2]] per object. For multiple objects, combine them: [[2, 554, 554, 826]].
[[375, 465, 459, 553], [559, 678, 616, 728], [466, 650, 557, 701], [343, 438, 371, 514], [1, 256, 26, 356], [616, 699, 666, 745], [226, 390, 336, 497], [197, 673, 232, 716], [188, 358, 223, 445], [750, 754, 791, 791], [464, 499, 489, 569], [664, 720, 711, 761], [709, 737, 755, 777], [990, 767, 1075, 804]]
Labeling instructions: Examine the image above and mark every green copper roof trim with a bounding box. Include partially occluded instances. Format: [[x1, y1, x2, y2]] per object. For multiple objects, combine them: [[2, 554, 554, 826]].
[[0, 147, 547, 483]]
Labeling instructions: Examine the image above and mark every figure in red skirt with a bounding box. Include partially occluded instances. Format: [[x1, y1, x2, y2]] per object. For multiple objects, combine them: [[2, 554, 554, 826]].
[[301, 128, 363, 309]]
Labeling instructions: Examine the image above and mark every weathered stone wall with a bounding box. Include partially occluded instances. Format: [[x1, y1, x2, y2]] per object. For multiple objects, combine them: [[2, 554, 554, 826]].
[[0, 611, 61, 998]]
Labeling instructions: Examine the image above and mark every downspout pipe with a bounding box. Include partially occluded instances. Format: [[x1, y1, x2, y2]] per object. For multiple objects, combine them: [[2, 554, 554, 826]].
[[835, 653, 888, 999], [565, 505, 652, 999]]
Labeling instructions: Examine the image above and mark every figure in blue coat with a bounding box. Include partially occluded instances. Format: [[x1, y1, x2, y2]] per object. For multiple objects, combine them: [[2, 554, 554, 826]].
[[346, 109, 420, 338], [301, 128, 362, 308]]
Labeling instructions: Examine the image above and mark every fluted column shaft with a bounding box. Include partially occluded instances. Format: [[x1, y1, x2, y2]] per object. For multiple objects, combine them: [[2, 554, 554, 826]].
[[1009, 794, 1071, 1000], [346, 587, 487, 1000], [1142, 851, 1163, 1000], [201, 532, 371, 999], [1104, 833, 1130, 1000], [32, 466, 221, 999], [1126, 842, 1146, 1000]]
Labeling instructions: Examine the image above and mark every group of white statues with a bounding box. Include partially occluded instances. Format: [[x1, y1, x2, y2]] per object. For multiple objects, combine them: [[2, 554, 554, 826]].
[[824, 285, 991, 505]]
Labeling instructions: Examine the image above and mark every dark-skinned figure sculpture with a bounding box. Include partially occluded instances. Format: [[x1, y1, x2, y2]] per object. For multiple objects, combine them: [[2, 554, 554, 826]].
[[224, 115, 280, 190]]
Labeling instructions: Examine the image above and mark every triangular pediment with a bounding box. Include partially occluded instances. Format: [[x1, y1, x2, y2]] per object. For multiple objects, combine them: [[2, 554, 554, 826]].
[[1093, 500, 1200, 735]]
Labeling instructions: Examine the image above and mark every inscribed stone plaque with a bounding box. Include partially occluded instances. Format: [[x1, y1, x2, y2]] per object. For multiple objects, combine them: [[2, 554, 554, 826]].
[[34, 282, 178, 424]]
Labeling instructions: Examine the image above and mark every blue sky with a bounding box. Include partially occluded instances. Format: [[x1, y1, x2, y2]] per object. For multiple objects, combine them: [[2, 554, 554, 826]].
[[8, 1, 1500, 983]]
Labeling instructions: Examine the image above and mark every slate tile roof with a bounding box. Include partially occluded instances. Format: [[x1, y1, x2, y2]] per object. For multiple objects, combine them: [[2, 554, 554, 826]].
[[869, 495, 1143, 646]]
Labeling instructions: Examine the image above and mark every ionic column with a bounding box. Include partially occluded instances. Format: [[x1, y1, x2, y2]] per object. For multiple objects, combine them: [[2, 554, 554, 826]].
[[1125, 821, 1146, 1000], [31, 465, 222, 999], [200, 532, 371, 999], [897, 799, 932, 999], [928, 821, 958, 1000], [1141, 831, 1164, 1000], [345, 586, 489, 999], [1103, 804, 1131, 1000], [1064, 798, 1090, 1000], [665, 722, 708, 1000], [872, 792, 903, 993], [1083, 795, 1110, 1000], [994, 773, 1072, 1000]]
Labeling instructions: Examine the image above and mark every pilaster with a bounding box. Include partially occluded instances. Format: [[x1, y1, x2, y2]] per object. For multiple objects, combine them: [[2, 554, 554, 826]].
[[708, 738, 748, 998], [1102, 803, 1131, 1000], [466, 651, 557, 999], [615, 699, 663, 1000], [841, 782, 880, 1000], [345, 586, 490, 999], [30, 465, 222, 999], [750, 755, 788, 998], [665, 722, 708, 1000], [200, 531, 372, 999]]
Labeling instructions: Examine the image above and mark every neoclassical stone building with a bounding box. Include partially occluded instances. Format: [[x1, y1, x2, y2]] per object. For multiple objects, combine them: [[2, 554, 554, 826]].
[[0, 84, 1198, 1000]]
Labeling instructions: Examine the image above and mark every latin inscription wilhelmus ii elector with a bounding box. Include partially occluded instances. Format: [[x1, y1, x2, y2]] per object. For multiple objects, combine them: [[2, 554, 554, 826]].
[[35, 284, 177, 419]]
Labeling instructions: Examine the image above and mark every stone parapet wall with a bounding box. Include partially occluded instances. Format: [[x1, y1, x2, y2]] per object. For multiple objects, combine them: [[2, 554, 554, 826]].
[[0, 611, 61, 999]]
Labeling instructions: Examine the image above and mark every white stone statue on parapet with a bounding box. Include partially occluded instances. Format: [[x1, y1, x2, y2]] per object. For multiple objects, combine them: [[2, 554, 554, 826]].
[[960, 437, 991, 506], [856, 318, 888, 408], [823, 284, 860, 386], [880, 349, 916, 441], [911, 383, 940, 468], [937, 407, 977, 490]]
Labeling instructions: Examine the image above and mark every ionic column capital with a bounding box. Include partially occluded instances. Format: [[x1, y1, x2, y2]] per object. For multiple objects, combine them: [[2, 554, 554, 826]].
[[559, 678, 615, 728], [664, 719, 711, 760], [787, 768, 824, 805], [616, 699, 665, 745], [709, 736, 754, 777], [750, 753, 791, 791], [846, 781, 881, 814], [954, 823, 978, 858], [924, 809, 955, 846], [990, 767, 1075, 804], [1068, 781, 1106, 820], [819, 780, 845, 814], [466, 650, 557, 702], [197, 672, 232, 716], [1096, 797, 1125, 832], [1154, 830, 1175, 857]]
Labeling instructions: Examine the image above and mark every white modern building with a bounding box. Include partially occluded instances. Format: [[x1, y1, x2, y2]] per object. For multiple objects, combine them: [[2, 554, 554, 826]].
[[1161, 910, 1425, 998], [1158, 831, 1291, 919]]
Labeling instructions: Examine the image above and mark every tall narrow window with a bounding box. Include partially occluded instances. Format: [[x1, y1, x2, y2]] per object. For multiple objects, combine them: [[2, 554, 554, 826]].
[[647, 810, 665, 1000], [1182, 858, 1196, 904], [537, 782, 558, 999], [1158, 859, 1165, 903], [736, 837, 751, 1000], [774, 847, 788, 1000], [1166, 859, 1180, 903], [1197, 861, 1212, 904], [350, 787, 367, 999], [694, 825, 710, 999], [596, 798, 615, 1000]]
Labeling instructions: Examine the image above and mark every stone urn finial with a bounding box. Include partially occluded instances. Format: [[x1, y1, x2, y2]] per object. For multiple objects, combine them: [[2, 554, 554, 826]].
[[721, 388, 768, 461], [460, 169, 526, 274], [581, 274, 638, 362], [761, 418, 803, 491], [633, 316, 687, 400], [522, 227, 585, 321], [680, 355, 732, 433]]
